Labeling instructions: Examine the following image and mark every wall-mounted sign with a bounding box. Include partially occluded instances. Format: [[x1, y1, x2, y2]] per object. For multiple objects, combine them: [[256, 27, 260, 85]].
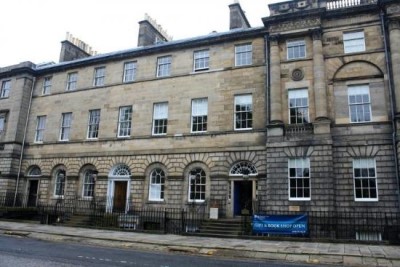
[[252, 214, 308, 235]]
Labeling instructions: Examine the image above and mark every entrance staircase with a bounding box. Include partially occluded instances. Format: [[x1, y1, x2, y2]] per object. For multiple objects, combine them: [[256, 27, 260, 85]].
[[192, 218, 243, 238]]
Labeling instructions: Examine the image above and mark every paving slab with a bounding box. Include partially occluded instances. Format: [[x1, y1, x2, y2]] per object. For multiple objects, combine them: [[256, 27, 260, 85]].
[[0, 221, 399, 266]]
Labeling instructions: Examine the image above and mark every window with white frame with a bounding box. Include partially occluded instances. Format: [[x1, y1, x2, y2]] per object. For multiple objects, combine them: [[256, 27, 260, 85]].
[[123, 61, 136, 82], [94, 67, 105, 86], [87, 109, 100, 139], [288, 158, 311, 200], [35, 115, 46, 142], [0, 113, 6, 133], [54, 170, 66, 197], [83, 170, 95, 198], [234, 94, 253, 130], [149, 168, 165, 201], [287, 40, 306, 60], [66, 72, 78, 91], [157, 56, 171, 77], [59, 112, 72, 141], [1, 80, 11, 98], [118, 106, 132, 137], [289, 89, 309, 124], [152, 102, 168, 135], [42, 77, 52, 95], [348, 85, 371, 123], [235, 43, 252, 66], [343, 31, 365, 54], [188, 168, 206, 202], [191, 98, 208, 133], [353, 158, 378, 201], [193, 50, 209, 71]]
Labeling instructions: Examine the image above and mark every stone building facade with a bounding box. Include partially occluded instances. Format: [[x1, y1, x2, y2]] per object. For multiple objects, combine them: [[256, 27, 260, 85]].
[[263, 0, 400, 214], [0, 0, 399, 218]]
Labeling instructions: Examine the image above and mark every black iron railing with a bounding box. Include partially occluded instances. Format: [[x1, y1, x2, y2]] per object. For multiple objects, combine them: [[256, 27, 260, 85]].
[[241, 211, 400, 243]]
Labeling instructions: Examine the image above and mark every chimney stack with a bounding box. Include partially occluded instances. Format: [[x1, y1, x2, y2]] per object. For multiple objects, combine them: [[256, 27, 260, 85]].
[[229, 1, 251, 30], [137, 14, 172, 47], [59, 32, 97, 63]]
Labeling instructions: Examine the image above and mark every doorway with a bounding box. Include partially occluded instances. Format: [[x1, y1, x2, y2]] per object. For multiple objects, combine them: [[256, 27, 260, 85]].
[[113, 181, 128, 212], [233, 180, 253, 216], [27, 180, 39, 207]]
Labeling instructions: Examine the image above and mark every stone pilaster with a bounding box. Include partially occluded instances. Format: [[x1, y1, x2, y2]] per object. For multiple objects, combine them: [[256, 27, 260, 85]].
[[389, 20, 400, 116], [269, 35, 282, 124], [268, 35, 284, 136], [312, 29, 330, 134]]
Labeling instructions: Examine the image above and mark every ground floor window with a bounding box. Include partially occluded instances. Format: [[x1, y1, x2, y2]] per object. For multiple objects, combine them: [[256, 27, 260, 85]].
[[188, 168, 206, 202], [288, 158, 310, 200], [353, 158, 378, 201]]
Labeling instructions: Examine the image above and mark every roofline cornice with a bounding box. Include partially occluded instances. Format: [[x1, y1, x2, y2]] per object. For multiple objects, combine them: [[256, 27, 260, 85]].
[[36, 27, 266, 75]]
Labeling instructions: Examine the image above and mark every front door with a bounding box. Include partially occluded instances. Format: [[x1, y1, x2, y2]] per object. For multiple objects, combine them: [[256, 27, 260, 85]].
[[233, 181, 253, 216], [27, 180, 39, 207], [113, 181, 127, 212]]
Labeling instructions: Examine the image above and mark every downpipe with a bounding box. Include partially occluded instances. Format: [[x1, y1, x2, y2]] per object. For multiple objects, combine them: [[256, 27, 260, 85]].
[[380, 8, 400, 211]]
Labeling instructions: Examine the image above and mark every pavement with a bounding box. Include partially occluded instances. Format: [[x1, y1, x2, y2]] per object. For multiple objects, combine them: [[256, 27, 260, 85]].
[[0, 221, 399, 267]]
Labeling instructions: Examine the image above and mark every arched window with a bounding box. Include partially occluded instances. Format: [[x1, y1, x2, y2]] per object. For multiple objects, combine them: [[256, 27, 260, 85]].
[[230, 161, 258, 176], [149, 168, 165, 201], [83, 170, 95, 197], [111, 164, 131, 176], [188, 168, 206, 202], [54, 170, 66, 197], [28, 166, 41, 176]]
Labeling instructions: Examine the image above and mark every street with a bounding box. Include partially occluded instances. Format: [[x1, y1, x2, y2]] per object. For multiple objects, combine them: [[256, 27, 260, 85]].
[[0, 234, 331, 267]]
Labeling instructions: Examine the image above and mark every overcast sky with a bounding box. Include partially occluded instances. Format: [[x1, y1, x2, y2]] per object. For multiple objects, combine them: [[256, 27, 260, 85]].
[[0, 0, 281, 67]]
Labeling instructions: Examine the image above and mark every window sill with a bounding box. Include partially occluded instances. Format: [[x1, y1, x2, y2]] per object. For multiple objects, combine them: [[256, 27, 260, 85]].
[[289, 198, 311, 201], [234, 128, 253, 131], [354, 198, 378, 202]]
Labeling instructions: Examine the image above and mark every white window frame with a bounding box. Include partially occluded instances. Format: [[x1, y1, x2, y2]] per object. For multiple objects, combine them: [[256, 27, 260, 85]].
[[42, 77, 52, 95], [152, 102, 168, 136], [0, 113, 6, 133], [59, 112, 72, 141], [87, 109, 101, 139], [0, 80, 11, 98], [348, 85, 372, 123], [118, 106, 132, 137], [191, 98, 208, 133], [344, 31, 365, 54], [234, 94, 253, 130], [287, 39, 306, 60], [157, 56, 171, 77], [235, 43, 252, 66], [123, 61, 136, 82], [93, 67, 105, 86], [288, 158, 311, 201], [188, 168, 206, 203], [82, 170, 95, 198], [54, 170, 66, 198], [288, 89, 309, 124], [353, 158, 378, 202], [66, 72, 78, 91], [193, 49, 209, 71], [35, 115, 46, 143], [148, 168, 166, 201]]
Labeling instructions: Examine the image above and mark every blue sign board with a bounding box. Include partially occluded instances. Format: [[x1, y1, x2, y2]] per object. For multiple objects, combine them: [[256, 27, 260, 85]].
[[252, 214, 308, 235]]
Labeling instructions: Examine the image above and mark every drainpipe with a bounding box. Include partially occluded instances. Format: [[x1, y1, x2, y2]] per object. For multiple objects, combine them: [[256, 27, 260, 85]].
[[380, 8, 400, 211], [265, 33, 271, 126], [14, 76, 35, 206]]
